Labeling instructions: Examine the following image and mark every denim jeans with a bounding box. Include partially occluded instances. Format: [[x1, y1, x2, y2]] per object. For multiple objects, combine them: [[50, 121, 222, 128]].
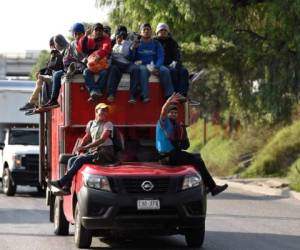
[[106, 63, 140, 98], [59, 154, 94, 187], [138, 65, 174, 98], [50, 70, 64, 101], [168, 150, 216, 189], [83, 68, 108, 94], [168, 65, 189, 96]]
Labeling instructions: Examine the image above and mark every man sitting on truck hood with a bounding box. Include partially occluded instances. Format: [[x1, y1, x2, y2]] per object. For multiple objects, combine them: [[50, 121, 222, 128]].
[[49, 102, 116, 194], [156, 93, 228, 196]]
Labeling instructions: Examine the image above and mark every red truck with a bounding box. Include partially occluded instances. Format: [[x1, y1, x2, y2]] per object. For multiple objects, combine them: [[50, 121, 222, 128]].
[[39, 73, 207, 248]]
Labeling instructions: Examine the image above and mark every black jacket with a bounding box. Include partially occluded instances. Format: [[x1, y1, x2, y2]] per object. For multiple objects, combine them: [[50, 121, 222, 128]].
[[155, 36, 181, 66]]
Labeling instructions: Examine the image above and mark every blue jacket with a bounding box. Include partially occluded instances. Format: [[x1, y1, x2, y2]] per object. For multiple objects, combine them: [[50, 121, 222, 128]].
[[129, 39, 164, 69]]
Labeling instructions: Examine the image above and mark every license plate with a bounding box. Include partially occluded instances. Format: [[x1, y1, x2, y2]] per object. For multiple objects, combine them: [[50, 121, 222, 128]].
[[137, 199, 160, 210]]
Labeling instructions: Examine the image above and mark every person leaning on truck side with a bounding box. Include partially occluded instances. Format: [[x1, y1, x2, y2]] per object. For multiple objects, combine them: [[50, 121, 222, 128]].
[[78, 23, 112, 102], [156, 93, 228, 196], [49, 103, 116, 194], [128, 23, 174, 103], [154, 23, 189, 102], [19, 37, 63, 112]]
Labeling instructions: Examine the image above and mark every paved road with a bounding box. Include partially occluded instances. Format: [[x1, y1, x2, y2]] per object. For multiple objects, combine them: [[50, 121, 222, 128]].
[[0, 185, 299, 250]]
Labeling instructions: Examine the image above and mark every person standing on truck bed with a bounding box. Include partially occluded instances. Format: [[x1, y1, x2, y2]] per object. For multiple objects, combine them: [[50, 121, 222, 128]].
[[78, 23, 112, 102], [49, 103, 116, 194], [156, 93, 228, 196], [19, 37, 63, 112], [128, 23, 174, 103], [154, 23, 189, 102], [42, 24, 87, 109]]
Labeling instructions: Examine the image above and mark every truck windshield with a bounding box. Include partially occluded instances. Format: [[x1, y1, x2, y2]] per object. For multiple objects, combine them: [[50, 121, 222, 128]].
[[9, 130, 39, 145]]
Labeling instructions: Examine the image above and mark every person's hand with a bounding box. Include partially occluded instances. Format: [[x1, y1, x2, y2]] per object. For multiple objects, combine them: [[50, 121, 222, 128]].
[[131, 39, 140, 49], [77, 145, 87, 154], [85, 28, 92, 37], [151, 68, 160, 76], [167, 92, 181, 104]]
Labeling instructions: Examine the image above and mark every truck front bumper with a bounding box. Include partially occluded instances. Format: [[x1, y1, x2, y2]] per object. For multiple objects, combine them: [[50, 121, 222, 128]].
[[77, 185, 206, 232], [11, 169, 39, 186]]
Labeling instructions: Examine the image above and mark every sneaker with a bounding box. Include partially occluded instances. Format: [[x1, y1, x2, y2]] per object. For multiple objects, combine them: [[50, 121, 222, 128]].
[[128, 98, 137, 104], [48, 180, 62, 190], [19, 102, 36, 111], [107, 95, 114, 102], [65, 62, 76, 80], [177, 93, 187, 103], [42, 100, 59, 109], [88, 91, 102, 102], [142, 97, 150, 103], [25, 109, 37, 116], [210, 184, 228, 196]]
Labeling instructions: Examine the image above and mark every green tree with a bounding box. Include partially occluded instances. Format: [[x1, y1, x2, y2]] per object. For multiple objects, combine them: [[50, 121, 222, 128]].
[[30, 50, 50, 80], [96, 0, 300, 124]]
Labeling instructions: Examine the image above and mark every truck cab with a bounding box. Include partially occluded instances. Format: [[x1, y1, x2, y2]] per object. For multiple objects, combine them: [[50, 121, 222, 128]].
[[0, 127, 40, 196], [42, 73, 206, 248]]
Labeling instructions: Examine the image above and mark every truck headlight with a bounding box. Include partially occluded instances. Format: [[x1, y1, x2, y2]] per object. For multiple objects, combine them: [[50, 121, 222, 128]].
[[83, 174, 111, 192], [12, 154, 24, 168], [182, 174, 202, 190]]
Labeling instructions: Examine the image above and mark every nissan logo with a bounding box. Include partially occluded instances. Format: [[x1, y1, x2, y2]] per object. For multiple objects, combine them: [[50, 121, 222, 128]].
[[141, 180, 154, 191]]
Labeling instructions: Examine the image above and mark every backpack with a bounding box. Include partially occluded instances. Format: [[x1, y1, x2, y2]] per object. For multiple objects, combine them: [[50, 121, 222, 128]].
[[110, 126, 124, 153]]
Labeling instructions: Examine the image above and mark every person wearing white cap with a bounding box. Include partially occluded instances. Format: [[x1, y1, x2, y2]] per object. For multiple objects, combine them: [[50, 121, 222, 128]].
[[49, 102, 115, 194], [155, 23, 189, 101]]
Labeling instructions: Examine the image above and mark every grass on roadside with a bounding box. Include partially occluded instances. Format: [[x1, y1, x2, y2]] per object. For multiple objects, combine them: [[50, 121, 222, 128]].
[[243, 120, 300, 177]]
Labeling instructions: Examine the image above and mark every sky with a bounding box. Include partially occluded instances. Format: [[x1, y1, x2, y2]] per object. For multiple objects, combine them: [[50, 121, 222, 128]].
[[0, 0, 110, 53]]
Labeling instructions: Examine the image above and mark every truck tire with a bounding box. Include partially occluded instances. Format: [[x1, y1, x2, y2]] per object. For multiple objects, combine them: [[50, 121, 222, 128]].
[[54, 196, 69, 235], [184, 219, 205, 248], [2, 168, 16, 196], [74, 203, 92, 248]]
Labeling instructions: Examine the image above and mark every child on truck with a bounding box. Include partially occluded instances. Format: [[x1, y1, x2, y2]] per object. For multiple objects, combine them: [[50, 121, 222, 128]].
[[49, 103, 116, 194], [156, 93, 228, 196]]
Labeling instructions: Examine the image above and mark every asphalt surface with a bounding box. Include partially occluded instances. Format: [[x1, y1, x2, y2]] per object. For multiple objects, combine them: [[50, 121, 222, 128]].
[[0, 185, 299, 250]]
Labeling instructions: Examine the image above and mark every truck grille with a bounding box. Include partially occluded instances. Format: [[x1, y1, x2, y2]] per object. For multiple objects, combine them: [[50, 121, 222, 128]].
[[21, 154, 39, 171], [121, 177, 170, 194], [117, 206, 177, 216]]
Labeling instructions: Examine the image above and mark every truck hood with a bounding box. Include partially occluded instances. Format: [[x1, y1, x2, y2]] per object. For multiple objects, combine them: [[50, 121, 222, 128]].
[[80, 162, 197, 177], [5, 145, 39, 155]]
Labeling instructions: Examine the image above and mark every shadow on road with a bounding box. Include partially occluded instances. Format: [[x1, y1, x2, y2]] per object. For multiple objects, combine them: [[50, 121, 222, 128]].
[[88, 231, 300, 250]]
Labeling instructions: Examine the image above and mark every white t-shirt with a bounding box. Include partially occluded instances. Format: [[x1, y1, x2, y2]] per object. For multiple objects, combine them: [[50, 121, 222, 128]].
[[86, 120, 113, 147]]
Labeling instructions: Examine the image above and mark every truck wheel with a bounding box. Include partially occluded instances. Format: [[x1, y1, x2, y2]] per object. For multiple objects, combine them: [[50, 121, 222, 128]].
[[54, 196, 69, 235], [184, 220, 205, 248], [2, 168, 16, 196], [74, 203, 92, 248]]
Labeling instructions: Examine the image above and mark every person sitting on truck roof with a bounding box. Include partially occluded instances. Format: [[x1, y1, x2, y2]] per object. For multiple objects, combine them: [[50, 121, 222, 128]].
[[155, 23, 189, 102], [40, 34, 70, 109], [49, 102, 116, 194], [128, 23, 174, 103], [42, 25, 87, 109], [19, 37, 63, 112], [156, 93, 228, 196], [78, 23, 112, 102], [106, 29, 140, 103]]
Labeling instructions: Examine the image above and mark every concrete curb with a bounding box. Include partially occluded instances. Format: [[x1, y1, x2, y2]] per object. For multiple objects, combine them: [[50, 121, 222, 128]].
[[215, 177, 300, 201]]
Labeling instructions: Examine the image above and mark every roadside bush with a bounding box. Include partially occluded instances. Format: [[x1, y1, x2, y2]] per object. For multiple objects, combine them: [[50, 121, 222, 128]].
[[288, 160, 300, 192], [243, 120, 300, 177]]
